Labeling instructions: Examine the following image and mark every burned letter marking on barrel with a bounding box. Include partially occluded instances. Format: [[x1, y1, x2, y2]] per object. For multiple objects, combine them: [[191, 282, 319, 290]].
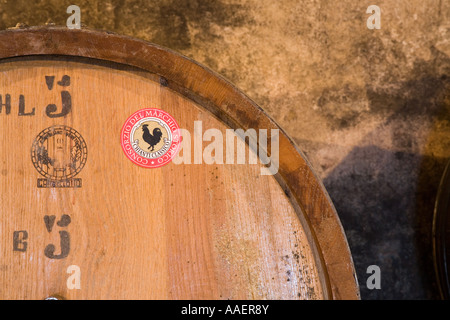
[[44, 214, 71, 259], [45, 75, 72, 118], [0, 75, 72, 117], [0, 94, 35, 116], [13, 231, 28, 252], [31, 125, 87, 188]]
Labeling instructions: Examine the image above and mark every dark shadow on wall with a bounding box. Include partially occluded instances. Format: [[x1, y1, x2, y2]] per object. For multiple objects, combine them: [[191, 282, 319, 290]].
[[323, 50, 450, 300], [324, 146, 447, 299]]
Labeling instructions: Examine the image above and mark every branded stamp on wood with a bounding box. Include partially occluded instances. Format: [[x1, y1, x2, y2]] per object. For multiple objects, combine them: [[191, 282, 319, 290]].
[[31, 125, 87, 188]]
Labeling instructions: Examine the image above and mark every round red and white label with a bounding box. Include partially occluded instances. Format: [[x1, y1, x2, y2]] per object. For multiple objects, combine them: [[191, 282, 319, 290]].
[[121, 108, 181, 168]]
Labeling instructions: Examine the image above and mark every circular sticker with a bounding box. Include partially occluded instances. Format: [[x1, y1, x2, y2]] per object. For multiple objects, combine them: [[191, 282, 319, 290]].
[[121, 108, 181, 168]]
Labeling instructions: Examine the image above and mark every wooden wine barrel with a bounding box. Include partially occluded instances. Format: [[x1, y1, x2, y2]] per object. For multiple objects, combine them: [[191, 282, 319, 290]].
[[0, 26, 359, 300], [433, 160, 450, 299]]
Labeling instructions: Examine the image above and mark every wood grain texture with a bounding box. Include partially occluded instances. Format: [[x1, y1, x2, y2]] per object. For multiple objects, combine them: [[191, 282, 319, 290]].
[[0, 27, 359, 300]]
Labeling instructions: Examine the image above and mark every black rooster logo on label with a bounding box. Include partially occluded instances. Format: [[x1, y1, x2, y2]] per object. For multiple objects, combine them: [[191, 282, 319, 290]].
[[142, 124, 163, 151]]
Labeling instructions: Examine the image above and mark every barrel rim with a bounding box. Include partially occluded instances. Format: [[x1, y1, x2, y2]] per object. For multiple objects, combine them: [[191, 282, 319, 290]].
[[433, 159, 450, 299], [0, 25, 360, 300]]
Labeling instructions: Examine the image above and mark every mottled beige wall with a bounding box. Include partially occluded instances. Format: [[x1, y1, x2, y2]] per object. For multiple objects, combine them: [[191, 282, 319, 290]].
[[0, 0, 449, 299]]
